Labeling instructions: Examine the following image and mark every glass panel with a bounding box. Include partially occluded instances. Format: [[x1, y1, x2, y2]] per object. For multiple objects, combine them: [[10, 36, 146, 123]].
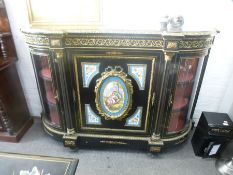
[[33, 54, 60, 126], [168, 57, 201, 133]]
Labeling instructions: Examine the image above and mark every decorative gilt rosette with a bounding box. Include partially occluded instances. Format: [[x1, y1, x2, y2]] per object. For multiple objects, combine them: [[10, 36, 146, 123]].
[[95, 66, 133, 121]]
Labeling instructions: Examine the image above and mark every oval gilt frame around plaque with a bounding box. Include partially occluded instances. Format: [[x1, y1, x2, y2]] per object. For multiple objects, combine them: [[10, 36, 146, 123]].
[[95, 66, 133, 121]]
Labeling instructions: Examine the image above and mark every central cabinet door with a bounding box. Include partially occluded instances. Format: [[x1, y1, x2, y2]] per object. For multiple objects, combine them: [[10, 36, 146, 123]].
[[72, 51, 159, 135]]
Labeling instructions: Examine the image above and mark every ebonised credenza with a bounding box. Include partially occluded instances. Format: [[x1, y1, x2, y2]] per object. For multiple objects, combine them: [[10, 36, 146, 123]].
[[23, 29, 217, 152]]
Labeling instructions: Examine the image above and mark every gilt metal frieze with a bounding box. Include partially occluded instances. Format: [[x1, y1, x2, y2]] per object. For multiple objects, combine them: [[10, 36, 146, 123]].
[[166, 41, 178, 49], [179, 38, 213, 49], [65, 37, 164, 48], [24, 34, 49, 46]]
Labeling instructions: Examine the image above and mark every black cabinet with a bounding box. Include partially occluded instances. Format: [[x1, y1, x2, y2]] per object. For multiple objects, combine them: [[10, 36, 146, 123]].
[[23, 30, 217, 152], [191, 112, 233, 157]]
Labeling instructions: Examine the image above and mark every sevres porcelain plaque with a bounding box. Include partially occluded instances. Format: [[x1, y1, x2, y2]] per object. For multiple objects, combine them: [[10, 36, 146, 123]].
[[95, 66, 133, 121]]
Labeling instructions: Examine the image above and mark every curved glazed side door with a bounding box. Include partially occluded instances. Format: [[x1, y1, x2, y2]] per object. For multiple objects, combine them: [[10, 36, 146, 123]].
[[30, 49, 65, 130], [162, 53, 206, 136]]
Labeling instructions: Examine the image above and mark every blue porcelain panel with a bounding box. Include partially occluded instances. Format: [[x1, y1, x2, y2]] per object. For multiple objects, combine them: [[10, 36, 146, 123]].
[[85, 104, 101, 125], [125, 107, 143, 127], [99, 76, 129, 119], [82, 63, 100, 87], [128, 64, 147, 90]]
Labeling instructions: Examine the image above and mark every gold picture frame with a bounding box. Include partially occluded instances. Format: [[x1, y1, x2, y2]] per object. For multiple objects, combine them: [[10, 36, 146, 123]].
[[26, 0, 103, 29]]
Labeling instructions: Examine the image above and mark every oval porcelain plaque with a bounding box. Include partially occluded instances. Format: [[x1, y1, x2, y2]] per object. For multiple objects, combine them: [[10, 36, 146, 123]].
[[95, 67, 133, 121], [100, 77, 128, 119]]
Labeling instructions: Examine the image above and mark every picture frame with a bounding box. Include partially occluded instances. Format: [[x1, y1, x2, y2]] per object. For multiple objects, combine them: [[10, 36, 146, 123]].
[[26, 0, 103, 29]]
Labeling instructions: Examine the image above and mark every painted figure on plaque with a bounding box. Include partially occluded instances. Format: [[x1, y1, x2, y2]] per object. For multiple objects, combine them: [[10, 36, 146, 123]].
[[103, 81, 124, 112]]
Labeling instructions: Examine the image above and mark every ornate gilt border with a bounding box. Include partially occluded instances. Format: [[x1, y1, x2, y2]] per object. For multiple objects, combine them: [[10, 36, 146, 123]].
[[24, 33, 49, 46], [179, 38, 213, 49], [165, 38, 213, 50], [95, 66, 133, 121], [65, 37, 164, 48], [23, 32, 214, 50]]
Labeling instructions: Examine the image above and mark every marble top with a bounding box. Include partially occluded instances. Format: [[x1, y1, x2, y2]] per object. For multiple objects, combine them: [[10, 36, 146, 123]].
[[22, 27, 219, 37]]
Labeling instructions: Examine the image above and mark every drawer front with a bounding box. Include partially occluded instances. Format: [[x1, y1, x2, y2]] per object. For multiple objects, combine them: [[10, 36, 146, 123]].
[[73, 54, 158, 135]]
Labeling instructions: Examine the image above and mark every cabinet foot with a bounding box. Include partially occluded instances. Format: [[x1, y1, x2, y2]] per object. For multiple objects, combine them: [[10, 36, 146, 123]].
[[63, 132, 78, 149], [149, 146, 162, 153]]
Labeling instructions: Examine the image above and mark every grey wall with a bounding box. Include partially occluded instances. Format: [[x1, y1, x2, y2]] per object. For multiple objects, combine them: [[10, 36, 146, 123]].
[[4, 0, 233, 123], [4, 0, 42, 116]]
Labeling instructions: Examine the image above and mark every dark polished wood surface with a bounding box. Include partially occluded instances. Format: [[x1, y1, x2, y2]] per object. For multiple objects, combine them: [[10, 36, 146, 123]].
[[0, 63, 33, 142], [0, 0, 33, 142]]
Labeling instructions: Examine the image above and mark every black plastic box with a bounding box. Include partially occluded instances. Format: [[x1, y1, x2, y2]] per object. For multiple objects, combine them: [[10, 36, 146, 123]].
[[191, 112, 233, 158]]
